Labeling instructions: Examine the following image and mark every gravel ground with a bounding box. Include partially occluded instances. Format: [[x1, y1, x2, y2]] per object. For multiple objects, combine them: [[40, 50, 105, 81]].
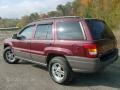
[[0, 45, 120, 90], [0, 30, 120, 90]]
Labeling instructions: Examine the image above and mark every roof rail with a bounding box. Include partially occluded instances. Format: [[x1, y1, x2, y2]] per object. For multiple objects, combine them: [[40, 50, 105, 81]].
[[34, 16, 80, 22]]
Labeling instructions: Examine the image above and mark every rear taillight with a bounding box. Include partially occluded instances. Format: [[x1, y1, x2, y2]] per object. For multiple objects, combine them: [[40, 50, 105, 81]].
[[83, 44, 97, 58]]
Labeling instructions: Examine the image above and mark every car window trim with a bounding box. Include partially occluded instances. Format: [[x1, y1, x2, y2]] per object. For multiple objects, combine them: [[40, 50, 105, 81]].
[[37, 22, 53, 25], [79, 22, 86, 40]]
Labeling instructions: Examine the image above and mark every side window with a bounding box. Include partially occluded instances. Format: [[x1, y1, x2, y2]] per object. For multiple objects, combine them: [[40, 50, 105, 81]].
[[56, 22, 84, 40], [19, 26, 34, 39], [35, 24, 52, 40]]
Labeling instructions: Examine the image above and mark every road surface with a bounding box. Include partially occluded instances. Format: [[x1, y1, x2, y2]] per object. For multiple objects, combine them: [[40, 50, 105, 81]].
[[0, 45, 120, 90]]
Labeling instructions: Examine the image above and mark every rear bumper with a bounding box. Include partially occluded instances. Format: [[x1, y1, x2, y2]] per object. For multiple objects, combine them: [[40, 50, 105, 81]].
[[66, 51, 118, 73]]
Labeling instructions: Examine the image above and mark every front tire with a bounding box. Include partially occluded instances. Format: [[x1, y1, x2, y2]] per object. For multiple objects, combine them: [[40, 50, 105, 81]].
[[3, 47, 19, 64], [48, 57, 73, 84]]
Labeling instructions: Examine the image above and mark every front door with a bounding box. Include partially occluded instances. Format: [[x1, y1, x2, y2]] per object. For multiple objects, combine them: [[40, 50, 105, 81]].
[[12, 25, 35, 59]]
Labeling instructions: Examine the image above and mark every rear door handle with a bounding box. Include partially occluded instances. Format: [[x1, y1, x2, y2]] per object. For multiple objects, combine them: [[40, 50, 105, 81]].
[[23, 40, 30, 44], [45, 42, 52, 46]]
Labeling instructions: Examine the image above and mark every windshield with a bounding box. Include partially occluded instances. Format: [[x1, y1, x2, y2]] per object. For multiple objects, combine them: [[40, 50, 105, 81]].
[[86, 19, 115, 40]]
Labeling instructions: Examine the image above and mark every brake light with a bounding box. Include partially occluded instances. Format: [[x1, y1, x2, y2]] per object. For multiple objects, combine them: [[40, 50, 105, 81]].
[[83, 44, 97, 58]]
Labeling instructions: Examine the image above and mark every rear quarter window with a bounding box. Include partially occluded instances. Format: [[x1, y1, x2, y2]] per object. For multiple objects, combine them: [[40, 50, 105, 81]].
[[86, 19, 115, 40], [56, 22, 84, 40]]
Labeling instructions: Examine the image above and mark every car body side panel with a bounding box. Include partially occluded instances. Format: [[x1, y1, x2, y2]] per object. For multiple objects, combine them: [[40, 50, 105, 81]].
[[44, 47, 73, 56], [30, 40, 54, 63]]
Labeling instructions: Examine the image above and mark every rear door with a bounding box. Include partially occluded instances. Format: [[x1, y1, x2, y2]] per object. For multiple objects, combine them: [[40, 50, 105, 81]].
[[30, 23, 53, 64], [86, 19, 117, 55]]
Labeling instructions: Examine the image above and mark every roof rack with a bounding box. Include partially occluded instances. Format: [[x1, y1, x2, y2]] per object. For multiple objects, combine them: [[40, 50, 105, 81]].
[[34, 16, 80, 22]]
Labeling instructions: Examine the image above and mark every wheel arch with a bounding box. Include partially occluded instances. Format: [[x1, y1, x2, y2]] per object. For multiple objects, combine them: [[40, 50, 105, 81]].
[[46, 53, 72, 69], [46, 53, 66, 64], [4, 44, 12, 49]]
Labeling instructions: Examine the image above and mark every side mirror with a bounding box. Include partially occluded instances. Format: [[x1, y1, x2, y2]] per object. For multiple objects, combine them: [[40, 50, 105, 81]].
[[12, 34, 26, 40], [12, 34, 18, 39]]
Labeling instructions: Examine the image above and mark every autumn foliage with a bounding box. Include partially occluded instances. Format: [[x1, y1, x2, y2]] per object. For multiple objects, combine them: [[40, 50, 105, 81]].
[[0, 0, 120, 30]]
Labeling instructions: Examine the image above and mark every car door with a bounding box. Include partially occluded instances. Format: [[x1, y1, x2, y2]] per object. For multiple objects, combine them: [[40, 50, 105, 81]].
[[12, 25, 35, 59], [30, 23, 53, 64]]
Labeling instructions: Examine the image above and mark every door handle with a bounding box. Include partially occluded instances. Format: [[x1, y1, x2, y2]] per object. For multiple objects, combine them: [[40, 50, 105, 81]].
[[45, 42, 52, 46], [24, 41, 30, 44]]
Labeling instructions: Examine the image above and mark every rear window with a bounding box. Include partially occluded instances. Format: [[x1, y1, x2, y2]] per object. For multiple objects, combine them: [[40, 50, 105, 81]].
[[56, 22, 84, 40], [86, 20, 115, 40]]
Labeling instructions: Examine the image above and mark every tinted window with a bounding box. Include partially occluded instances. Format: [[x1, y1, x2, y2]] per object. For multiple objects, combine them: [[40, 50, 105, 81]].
[[35, 24, 52, 40], [86, 20, 115, 40], [57, 22, 84, 40], [19, 26, 34, 39]]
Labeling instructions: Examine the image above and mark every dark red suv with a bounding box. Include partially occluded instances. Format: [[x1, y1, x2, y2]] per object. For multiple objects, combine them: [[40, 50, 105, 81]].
[[3, 16, 118, 84]]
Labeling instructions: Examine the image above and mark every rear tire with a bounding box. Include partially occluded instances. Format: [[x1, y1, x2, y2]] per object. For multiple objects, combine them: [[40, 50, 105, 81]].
[[3, 47, 19, 64], [48, 56, 73, 84]]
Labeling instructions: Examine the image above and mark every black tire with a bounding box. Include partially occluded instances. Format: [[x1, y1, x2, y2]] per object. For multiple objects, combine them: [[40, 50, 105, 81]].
[[3, 47, 19, 64], [48, 57, 73, 84]]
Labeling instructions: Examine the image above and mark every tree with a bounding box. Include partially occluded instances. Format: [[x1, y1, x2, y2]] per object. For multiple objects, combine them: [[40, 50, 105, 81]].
[[57, 4, 66, 16], [15, 0, 120, 29], [40, 14, 49, 19], [16, 15, 30, 28], [48, 11, 60, 17], [72, 0, 120, 29], [29, 13, 40, 21], [16, 13, 40, 28], [64, 2, 73, 16]]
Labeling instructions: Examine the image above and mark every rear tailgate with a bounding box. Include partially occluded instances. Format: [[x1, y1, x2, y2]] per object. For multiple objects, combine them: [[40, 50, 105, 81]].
[[95, 39, 117, 56], [86, 19, 117, 57]]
